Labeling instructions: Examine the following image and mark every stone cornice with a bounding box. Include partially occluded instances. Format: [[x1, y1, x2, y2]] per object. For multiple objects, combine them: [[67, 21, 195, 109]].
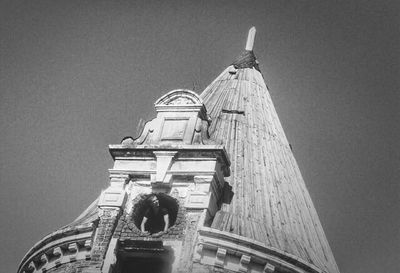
[[18, 228, 94, 273], [197, 227, 323, 273], [109, 144, 230, 176]]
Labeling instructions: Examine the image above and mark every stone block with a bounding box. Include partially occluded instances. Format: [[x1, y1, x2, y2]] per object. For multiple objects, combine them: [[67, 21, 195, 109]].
[[215, 248, 226, 268], [98, 189, 127, 208]]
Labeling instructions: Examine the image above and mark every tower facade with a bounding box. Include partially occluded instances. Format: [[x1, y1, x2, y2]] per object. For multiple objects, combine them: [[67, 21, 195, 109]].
[[18, 29, 340, 273]]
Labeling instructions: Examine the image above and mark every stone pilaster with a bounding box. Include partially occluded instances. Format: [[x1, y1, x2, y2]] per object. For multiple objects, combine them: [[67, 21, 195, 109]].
[[91, 209, 120, 262], [91, 174, 129, 272]]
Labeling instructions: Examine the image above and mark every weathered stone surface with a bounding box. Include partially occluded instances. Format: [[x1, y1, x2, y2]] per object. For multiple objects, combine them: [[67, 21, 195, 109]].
[[18, 29, 339, 273]]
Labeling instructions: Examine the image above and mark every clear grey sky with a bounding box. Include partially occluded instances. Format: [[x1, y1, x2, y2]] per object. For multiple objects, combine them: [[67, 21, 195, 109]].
[[1, 1, 398, 272]]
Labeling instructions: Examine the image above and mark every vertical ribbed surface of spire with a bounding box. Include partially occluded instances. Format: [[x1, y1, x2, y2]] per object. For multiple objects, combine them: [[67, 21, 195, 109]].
[[200, 49, 340, 273]]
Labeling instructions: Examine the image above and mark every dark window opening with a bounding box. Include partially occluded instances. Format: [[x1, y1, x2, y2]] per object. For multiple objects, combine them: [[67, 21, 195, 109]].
[[120, 256, 172, 273], [133, 193, 179, 234], [118, 243, 174, 273]]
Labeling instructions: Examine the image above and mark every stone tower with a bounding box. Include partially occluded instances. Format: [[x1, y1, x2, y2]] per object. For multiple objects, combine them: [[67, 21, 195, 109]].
[[18, 28, 340, 273]]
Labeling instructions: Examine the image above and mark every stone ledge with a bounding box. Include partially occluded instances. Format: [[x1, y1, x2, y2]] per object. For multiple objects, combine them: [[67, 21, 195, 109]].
[[109, 145, 230, 173], [197, 227, 323, 273], [18, 232, 93, 273]]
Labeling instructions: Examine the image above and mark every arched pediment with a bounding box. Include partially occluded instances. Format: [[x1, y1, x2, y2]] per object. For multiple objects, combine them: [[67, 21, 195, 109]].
[[155, 89, 203, 107]]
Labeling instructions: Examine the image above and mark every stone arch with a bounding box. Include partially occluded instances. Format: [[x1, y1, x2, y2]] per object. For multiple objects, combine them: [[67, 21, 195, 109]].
[[154, 89, 203, 106]]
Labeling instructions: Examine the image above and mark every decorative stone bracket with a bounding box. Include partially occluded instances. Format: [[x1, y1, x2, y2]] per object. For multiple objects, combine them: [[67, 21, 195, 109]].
[[152, 151, 177, 184], [20, 238, 93, 273]]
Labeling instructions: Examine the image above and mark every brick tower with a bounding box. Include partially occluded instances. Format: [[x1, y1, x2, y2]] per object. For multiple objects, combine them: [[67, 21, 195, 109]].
[[18, 28, 340, 273]]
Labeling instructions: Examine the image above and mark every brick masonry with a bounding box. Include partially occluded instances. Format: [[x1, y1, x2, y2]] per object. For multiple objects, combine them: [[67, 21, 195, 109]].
[[114, 193, 187, 241], [92, 209, 120, 262]]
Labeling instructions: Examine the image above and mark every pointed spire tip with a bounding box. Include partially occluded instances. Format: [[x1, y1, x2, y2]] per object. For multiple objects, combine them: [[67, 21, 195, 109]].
[[245, 27, 256, 51]]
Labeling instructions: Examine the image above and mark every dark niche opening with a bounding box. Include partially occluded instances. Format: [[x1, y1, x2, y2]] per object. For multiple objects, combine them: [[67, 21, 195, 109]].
[[120, 256, 172, 273], [118, 243, 174, 273], [132, 193, 179, 234]]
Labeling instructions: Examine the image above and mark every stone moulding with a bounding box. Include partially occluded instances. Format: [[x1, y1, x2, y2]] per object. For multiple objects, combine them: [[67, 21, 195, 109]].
[[108, 145, 231, 176], [154, 89, 207, 115], [18, 227, 94, 273], [155, 89, 203, 105], [196, 227, 323, 273]]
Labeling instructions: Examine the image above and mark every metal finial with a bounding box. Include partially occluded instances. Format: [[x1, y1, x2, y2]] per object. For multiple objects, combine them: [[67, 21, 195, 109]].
[[245, 27, 256, 51]]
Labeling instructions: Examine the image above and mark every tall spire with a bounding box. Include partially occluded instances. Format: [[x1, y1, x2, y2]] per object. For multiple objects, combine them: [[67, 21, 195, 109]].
[[200, 29, 340, 273], [245, 26, 256, 51]]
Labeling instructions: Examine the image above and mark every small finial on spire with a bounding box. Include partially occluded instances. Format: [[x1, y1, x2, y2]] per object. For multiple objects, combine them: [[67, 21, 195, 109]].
[[245, 27, 256, 51]]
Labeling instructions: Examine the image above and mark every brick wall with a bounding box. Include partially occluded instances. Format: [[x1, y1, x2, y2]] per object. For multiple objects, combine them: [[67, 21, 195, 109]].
[[114, 193, 187, 241]]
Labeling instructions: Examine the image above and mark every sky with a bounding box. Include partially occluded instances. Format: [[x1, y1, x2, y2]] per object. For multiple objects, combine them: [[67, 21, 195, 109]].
[[0, 1, 399, 272]]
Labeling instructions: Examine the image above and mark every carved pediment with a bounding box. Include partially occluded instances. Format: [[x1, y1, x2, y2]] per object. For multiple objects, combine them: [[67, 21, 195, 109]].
[[167, 96, 195, 105], [155, 89, 203, 107], [120, 89, 215, 146]]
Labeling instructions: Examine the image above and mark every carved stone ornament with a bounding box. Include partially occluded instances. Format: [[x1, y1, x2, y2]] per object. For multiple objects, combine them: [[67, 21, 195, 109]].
[[98, 208, 120, 219], [154, 89, 203, 107], [121, 89, 213, 146], [166, 96, 194, 105]]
